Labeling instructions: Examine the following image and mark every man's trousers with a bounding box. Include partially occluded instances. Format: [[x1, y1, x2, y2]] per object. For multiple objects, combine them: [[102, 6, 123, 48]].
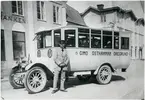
[[53, 67, 66, 90]]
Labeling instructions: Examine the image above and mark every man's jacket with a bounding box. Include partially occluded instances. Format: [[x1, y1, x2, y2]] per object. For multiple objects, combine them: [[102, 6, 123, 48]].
[[54, 47, 69, 70]]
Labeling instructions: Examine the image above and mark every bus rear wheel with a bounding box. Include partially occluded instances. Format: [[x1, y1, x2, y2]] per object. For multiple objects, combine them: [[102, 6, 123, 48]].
[[96, 65, 112, 84], [24, 67, 47, 94]]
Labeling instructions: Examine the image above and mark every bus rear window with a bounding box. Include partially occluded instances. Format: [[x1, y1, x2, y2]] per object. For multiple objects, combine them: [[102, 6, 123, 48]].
[[121, 37, 129, 49], [114, 32, 119, 49], [65, 30, 75, 47]]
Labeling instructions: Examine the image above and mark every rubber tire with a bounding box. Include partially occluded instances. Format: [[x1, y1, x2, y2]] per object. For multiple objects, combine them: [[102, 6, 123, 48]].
[[96, 65, 112, 85], [9, 68, 24, 89], [77, 75, 91, 82], [24, 67, 47, 94]]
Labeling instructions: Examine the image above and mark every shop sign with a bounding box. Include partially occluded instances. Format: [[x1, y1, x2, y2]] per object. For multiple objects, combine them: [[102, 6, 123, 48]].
[[1, 12, 26, 23]]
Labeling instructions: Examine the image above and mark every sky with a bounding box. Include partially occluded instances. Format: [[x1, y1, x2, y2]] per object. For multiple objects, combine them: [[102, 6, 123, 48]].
[[67, 1, 144, 18]]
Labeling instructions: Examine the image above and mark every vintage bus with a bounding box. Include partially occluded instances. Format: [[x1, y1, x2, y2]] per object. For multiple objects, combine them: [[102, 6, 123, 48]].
[[9, 25, 131, 93]]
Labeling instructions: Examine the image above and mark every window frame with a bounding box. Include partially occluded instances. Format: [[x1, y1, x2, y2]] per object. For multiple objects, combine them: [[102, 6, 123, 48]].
[[91, 29, 101, 48], [78, 28, 90, 48], [53, 4, 61, 24], [65, 29, 76, 47], [121, 37, 129, 50], [44, 31, 52, 48], [37, 1, 46, 21], [101, 13, 106, 23], [54, 29, 61, 47], [114, 31, 120, 49], [12, 31, 26, 60], [103, 30, 113, 49], [1, 29, 6, 61], [37, 31, 52, 49], [12, 1, 24, 16]]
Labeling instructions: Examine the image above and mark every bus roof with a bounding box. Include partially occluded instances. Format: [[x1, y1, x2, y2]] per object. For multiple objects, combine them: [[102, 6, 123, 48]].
[[35, 25, 126, 35]]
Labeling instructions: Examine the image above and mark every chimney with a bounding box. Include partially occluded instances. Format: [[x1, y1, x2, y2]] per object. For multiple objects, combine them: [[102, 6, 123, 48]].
[[97, 4, 104, 10]]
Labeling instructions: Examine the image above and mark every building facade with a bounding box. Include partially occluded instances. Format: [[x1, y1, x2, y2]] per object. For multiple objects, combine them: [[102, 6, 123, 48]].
[[1, 1, 68, 78], [1, 1, 144, 78], [81, 4, 144, 60], [1, 1, 86, 78]]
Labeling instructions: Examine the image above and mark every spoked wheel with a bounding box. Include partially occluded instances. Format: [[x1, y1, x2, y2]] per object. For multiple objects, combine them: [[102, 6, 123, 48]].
[[77, 75, 91, 82], [96, 65, 112, 84], [9, 67, 25, 89], [24, 67, 47, 94]]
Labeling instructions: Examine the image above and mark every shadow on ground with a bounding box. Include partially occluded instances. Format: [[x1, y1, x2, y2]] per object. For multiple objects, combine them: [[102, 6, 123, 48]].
[[42, 75, 125, 92], [111, 75, 125, 81]]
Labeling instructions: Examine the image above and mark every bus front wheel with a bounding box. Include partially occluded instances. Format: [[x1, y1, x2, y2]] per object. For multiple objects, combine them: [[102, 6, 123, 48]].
[[9, 67, 25, 89], [96, 65, 112, 84], [24, 67, 47, 94]]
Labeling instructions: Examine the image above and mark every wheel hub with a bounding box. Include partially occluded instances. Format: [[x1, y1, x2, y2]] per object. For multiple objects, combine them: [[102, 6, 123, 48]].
[[13, 74, 24, 85], [33, 76, 40, 83], [102, 70, 109, 76]]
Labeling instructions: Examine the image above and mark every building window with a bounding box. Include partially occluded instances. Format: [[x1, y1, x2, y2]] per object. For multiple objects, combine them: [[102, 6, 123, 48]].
[[139, 47, 142, 59], [101, 14, 106, 22], [114, 32, 119, 49], [103, 31, 112, 49], [91, 29, 101, 48], [54, 29, 61, 47], [131, 46, 133, 57], [135, 46, 137, 57], [12, 1, 23, 15], [53, 5, 61, 24], [121, 37, 129, 49], [78, 28, 90, 48], [37, 31, 52, 48], [37, 1, 46, 20], [1, 29, 5, 61], [65, 30, 76, 47], [12, 31, 26, 60]]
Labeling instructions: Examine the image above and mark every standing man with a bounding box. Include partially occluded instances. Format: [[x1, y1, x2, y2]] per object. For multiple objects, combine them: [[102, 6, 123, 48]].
[[52, 40, 69, 94]]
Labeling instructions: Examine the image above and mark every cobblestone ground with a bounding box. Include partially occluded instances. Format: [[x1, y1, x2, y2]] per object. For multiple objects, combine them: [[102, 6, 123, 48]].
[[1, 60, 144, 100]]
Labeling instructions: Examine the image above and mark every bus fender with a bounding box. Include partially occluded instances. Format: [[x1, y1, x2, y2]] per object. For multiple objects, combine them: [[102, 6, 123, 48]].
[[94, 66, 101, 75], [93, 63, 114, 75], [25, 63, 36, 71], [24, 62, 54, 80]]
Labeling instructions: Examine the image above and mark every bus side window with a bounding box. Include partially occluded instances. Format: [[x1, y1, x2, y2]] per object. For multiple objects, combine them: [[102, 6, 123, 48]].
[[78, 28, 89, 48], [114, 32, 119, 49], [103, 31, 112, 49], [54, 29, 61, 47], [65, 30, 76, 47], [37, 33, 44, 49], [91, 29, 101, 48], [121, 37, 129, 49], [45, 31, 52, 47], [37, 31, 52, 49]]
